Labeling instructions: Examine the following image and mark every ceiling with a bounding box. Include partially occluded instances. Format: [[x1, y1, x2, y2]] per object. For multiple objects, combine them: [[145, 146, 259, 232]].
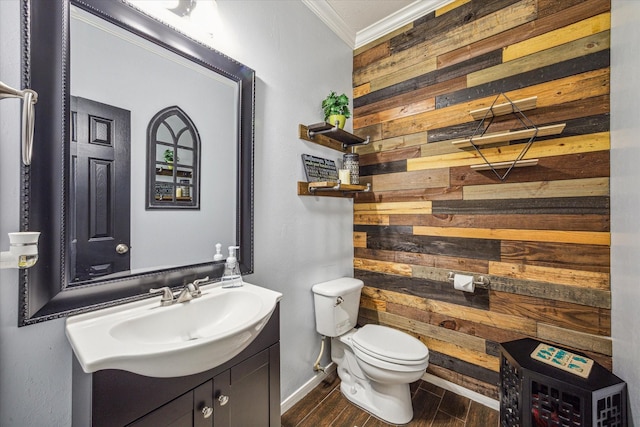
[[301, 0, 456, 49]]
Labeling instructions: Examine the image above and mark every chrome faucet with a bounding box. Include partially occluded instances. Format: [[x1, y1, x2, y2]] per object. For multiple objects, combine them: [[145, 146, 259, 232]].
[[150, 276, 210, 306], [149, 286, 175, 306], [176, 276, 209, 303]]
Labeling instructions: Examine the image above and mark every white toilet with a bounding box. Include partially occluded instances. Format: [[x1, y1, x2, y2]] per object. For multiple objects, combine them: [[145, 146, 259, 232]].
[[312, 277, 429, 424]]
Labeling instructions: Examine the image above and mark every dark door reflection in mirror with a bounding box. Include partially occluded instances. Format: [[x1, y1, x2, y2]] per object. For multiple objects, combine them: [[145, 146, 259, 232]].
[[71, 96, 132, 282], [19, 0, 255, 325], [147, 106, 201, 209]]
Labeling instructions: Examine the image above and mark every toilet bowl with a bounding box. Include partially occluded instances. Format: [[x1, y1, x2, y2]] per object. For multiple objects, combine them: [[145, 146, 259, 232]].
[[312, 278, 429, 424]]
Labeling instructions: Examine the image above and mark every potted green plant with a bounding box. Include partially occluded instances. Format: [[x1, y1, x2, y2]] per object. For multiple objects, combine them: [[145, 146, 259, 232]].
[[163, 149, 178, 170], [322, 91, 351, 129]]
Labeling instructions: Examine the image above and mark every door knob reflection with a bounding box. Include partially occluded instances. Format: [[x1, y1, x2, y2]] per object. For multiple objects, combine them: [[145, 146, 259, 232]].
[[115, 244, 129, 254]]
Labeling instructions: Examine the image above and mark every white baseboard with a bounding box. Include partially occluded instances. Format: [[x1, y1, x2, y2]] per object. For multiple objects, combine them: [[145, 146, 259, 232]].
[[422, 372, 500, 411], [280, 363, 337, 414], [280, 365, 499, 415]]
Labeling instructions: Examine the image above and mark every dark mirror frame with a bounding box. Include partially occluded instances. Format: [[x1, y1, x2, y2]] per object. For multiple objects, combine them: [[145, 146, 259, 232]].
[[19, 0, 255, 326]]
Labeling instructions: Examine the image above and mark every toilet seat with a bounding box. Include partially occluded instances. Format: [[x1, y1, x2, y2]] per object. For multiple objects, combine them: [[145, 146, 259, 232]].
[[352, 345, 429, 374], [352, 324, 428, 366]]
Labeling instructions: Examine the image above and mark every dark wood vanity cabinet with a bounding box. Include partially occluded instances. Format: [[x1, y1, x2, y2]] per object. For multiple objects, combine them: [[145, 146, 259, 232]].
[[128, 348, 273, 427], [72, 305, 280, 427], [127, 380, 211, 427]]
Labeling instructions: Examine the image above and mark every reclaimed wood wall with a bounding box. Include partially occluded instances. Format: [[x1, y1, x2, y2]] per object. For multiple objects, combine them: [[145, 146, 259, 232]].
[[351, 0, 611, 399]]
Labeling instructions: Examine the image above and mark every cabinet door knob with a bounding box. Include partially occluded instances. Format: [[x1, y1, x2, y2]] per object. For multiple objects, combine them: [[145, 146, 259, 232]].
[[201, 406, 213, 418], [218, 394, 229, 406]]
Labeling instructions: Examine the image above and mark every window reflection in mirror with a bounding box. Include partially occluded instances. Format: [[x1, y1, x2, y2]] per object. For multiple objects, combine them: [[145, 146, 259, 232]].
[[147, 106, 201, 209]]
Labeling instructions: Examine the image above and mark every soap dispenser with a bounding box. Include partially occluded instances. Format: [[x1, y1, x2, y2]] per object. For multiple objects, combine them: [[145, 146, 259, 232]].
[[221, 246, 242, 287], [213, 243, 224, 261]]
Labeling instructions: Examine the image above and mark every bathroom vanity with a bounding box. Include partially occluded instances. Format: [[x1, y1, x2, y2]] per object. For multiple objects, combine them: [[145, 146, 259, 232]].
[[71, 305, 280, 427]]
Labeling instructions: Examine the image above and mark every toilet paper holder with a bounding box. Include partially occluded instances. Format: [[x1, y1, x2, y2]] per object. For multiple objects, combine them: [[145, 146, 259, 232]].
[[447, 271, 490, 287]]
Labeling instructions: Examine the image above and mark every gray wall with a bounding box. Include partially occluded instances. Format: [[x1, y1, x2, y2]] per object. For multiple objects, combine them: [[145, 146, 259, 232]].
[[611, 0, 640, 423], [0, 0, 352, 425], [1, 2, 73, 425]]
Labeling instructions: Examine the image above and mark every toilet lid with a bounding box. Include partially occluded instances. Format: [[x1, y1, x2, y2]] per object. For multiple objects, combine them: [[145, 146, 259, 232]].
[[352, 324, 428, 364]]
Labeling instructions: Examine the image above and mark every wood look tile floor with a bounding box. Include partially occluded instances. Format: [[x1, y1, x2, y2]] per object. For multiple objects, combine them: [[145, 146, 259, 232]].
[[281, 374, 499, 427]]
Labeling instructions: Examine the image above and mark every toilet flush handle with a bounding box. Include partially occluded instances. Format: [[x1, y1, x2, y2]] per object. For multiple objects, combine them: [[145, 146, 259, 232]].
[[335, 296, 344, 306]]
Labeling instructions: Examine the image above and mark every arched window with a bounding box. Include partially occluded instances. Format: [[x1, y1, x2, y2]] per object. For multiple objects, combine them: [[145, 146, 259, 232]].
[[146, 106, 200, 209]]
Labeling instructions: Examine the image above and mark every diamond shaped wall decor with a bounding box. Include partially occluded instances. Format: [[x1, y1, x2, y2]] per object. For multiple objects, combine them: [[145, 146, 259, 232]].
[[451, 93, 565, 181]]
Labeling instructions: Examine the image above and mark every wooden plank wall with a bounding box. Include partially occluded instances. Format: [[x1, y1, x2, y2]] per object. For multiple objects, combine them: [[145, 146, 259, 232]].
[[351, 0, 611, 399]]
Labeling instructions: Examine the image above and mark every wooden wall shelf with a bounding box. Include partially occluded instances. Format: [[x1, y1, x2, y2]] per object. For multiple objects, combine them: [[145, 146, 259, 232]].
[[155, 168, 192, 178], [298, 123, 372, 197], [297, 181, 370, 197], [155, 195, 193, 201], [299, 123, 369, 153], [469, 96, 538, 120], [450, 123, 566, 148]]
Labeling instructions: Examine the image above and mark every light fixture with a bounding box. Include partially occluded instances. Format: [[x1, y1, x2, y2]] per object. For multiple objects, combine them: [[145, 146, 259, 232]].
[[0, 80, 37, 165], [167, 0, 197, 17], [0, 232, 40, 270]]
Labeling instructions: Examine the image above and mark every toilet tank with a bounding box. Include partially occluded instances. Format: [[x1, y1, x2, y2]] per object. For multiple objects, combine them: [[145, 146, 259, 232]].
[[312, 277, 364, 337]]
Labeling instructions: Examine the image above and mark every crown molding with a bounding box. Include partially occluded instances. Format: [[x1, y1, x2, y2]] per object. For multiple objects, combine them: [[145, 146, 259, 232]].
[[301, 0, 355, 47], [302, 0, 456, 50], [355, 0, 455, 49]]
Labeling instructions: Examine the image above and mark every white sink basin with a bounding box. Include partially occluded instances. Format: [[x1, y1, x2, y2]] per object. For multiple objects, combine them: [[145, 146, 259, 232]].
[[65, 282, 282, 377]]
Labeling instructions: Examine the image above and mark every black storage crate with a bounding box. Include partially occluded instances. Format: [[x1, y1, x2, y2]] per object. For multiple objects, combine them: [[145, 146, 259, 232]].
[[500, 339, 627, 427]]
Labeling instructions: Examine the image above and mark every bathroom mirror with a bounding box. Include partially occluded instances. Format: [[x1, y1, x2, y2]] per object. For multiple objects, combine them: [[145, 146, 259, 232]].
[[19, 0, 255, 325]]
